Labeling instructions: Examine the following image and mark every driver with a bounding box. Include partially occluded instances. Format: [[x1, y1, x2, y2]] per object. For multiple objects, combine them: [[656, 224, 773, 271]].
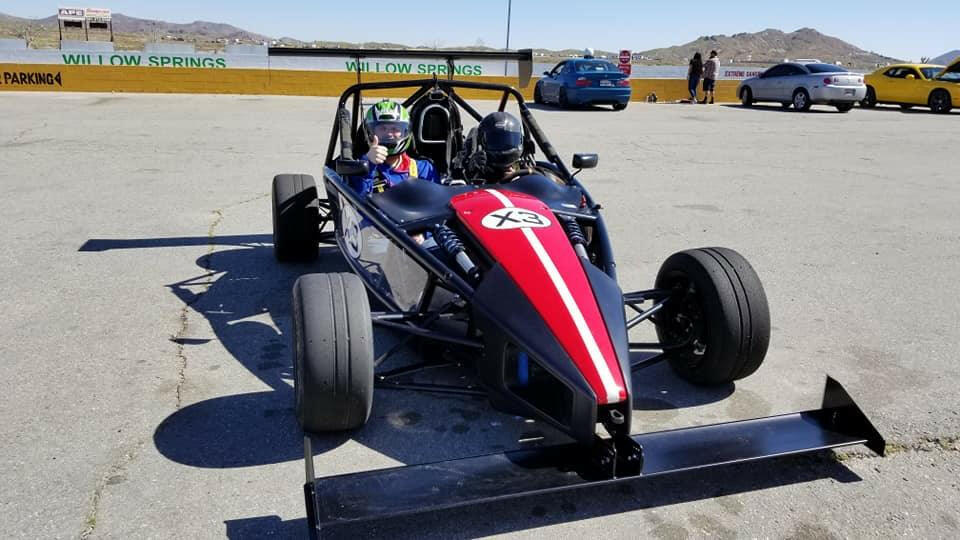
[[349, 99, 440, 196], [464, 111, 526, 183]]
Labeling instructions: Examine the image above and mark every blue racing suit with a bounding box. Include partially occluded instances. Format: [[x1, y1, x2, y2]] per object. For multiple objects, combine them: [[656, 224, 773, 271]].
[[348, 153, 441, 196]]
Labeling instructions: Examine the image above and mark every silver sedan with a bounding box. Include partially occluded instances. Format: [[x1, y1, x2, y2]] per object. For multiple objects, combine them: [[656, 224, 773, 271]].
[[737, 62, 866, 112]]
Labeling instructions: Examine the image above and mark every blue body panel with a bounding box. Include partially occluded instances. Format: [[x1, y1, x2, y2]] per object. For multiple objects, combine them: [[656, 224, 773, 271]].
[[567, 87, 632, 105]]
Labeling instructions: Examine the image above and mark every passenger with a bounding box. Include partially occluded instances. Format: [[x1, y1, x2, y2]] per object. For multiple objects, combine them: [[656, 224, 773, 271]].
[[701, 50, 719, 104], [687, 52, 703, 103], [464, 111, 527, 183], [349, 99, 441, 196]]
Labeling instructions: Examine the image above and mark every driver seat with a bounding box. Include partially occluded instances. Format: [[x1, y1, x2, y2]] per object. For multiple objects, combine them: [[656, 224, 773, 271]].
[[408, 92, 461, 176]]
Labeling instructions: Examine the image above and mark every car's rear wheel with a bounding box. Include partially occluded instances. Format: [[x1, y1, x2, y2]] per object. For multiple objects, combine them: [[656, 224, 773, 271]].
[[534, 83, 544, 105], [653, 247, 770, 386], [740, 87, 753, 107], [293, 272, 374, 432], [613, 102, 628, 111], [835, 103, 854, 113], [272, 174, 319, 262], [861, 86, 877, 108], [792, 89, 812, 111], [929, 89, 952, 114], [559, 87, 570, 109]]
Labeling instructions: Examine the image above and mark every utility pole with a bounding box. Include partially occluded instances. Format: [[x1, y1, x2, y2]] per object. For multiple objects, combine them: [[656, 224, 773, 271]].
[[504, 0, 512, 75]]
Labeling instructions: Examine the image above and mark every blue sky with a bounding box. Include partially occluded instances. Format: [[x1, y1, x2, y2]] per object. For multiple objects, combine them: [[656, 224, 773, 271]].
[[4, 1, 957, 61]]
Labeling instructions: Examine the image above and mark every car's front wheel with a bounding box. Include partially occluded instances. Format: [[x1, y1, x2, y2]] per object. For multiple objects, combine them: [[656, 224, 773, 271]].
[[653, 247, 770, 386], [792, 89, 812, 111], [835, 103, 854, 113], [534, 83, 544, 105], [929, 89, 952, 114], [293, 273, 374, 432], [861, 86, 877, 108], [740, 87, 753, 107]]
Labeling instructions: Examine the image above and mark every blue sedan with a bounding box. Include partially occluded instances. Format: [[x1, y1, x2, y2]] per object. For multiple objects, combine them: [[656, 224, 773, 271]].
[[534, 59, 632, 110]]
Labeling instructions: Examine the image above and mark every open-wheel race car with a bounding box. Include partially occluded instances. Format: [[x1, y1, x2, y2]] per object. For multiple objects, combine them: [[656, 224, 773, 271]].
[[267, 48, 885, 538]]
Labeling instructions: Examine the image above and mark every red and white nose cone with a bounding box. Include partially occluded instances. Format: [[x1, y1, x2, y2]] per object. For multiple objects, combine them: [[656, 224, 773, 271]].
[[451, 188, 627, 404]]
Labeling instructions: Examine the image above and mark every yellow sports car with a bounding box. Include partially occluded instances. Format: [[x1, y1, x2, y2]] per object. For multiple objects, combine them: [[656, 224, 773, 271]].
[[861, 58, 960, 113]]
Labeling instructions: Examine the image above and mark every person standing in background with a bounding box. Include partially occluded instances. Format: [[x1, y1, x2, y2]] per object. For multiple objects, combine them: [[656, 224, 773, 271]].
[[687, 52, 703, 103], [702, 50, 719, 104]]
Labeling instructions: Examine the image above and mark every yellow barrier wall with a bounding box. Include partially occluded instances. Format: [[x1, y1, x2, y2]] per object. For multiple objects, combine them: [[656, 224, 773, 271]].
[[0, 64, 742, 102]]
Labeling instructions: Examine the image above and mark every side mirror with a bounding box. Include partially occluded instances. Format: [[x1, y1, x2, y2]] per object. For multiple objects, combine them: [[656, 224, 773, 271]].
[[335, 159, 369, 176], [543, 71, 551, 76], [905, 74, 916, 80], [572, 153, 598, 169]]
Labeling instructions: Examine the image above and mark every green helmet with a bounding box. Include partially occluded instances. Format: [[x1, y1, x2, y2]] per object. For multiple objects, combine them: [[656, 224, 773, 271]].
[[364, 100, 412, 155]]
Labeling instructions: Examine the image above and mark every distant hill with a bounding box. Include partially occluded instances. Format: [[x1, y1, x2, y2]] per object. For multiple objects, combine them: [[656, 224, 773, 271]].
[[636, 28, 900, 69], [930, 50, 960, 65], [31, 13, 271, 42], [0, 12, 902, 69]]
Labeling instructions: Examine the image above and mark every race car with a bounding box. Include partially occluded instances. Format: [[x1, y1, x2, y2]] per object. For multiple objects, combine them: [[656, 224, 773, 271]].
[[267, 48, 885, 538], [861, 60, 960, 113], [534, 58, 631, 110]]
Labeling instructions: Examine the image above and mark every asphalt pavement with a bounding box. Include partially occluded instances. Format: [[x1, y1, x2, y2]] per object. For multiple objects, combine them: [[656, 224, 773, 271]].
[[0, 93, 957, 539]]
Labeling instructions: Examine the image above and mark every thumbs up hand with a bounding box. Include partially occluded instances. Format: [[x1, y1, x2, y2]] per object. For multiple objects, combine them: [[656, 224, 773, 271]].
[[365, 135, 387, 164]]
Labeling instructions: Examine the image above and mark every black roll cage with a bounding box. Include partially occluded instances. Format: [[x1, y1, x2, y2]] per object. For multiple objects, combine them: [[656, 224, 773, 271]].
[[317, 78, 675, 394], [325, 78, 618, 276]]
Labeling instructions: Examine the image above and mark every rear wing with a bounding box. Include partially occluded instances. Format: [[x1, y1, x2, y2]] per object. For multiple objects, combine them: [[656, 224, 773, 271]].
[[267, 47, 535, 87]]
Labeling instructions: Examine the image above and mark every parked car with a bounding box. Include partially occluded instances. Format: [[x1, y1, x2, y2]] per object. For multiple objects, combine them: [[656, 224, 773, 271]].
[[861, 59, 959, 114], [738, 62, 866, 112], [534, 59, 631, 110]]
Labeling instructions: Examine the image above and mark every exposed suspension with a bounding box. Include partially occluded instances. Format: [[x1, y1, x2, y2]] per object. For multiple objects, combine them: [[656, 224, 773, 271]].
[[559, 215, 589, 259], [434, 224, 480, 279]]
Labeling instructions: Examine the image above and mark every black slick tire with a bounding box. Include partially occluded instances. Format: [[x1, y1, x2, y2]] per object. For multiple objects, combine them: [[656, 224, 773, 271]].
[[613, 102, 628, 111], [929, 90, 952, 114], [272, 174, 320, 262], [835, 103, 854, 113], [740, 87, 753, 107], [792, 89, 812, 111], [861, 86, 877, 108], [292, 272, 374, 432], [534, 83, 544, 105], [653, 247, 771, 386]]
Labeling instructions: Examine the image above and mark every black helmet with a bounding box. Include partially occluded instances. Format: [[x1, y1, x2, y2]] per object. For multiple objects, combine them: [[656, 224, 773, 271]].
[[476, 112, 524, 173]]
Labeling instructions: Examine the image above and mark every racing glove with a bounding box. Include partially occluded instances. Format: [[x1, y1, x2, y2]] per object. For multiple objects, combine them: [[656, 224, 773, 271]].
[[466, 150, 487, 179]]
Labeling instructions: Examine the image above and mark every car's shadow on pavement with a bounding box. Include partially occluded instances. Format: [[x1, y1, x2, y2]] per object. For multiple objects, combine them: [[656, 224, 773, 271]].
[[526, 103, 622, 113], [856, 104, 960, 115], [720, 104, 848, 114], [629, 353, 734, 410], [83, 233, 734, 470], [223, 450, 861, 539]]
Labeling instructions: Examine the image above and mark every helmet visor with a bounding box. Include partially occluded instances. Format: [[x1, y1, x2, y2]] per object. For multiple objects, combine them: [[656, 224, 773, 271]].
[[483, 129, 524, 167], [369, 121, 410, 148], [483, 128, 523, 152]]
